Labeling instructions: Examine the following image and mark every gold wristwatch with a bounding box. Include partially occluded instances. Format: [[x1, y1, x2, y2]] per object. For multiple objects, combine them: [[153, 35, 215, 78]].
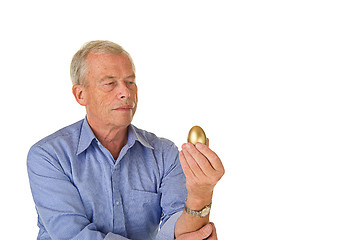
[[184, 198, 212, 218]]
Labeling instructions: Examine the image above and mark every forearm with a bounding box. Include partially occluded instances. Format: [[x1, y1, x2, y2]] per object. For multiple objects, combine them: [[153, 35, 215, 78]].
[[176, 141, 224, 238], [174, 194, 212, 238]]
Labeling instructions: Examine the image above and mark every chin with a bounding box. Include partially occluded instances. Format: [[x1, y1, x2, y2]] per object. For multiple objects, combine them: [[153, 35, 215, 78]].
[[113, 117, 133, 128], [109, 110, 135, 127]]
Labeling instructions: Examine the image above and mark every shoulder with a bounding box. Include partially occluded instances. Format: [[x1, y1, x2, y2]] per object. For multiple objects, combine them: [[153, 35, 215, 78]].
[[32, 120, 83, 148], [28, 119, 84, 160]]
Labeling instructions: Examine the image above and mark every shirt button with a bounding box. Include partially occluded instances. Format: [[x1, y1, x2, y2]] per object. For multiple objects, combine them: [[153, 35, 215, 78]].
[[115, 201, 120, 206]]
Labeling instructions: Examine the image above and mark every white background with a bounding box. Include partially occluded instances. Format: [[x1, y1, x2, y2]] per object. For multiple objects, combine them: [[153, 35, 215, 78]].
[[1, 0, 360, 239]]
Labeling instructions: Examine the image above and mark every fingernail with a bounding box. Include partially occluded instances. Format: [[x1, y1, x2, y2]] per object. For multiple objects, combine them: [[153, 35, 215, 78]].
[[204, 224, 212, 233], [185, 143, 192, 149], [195, 142, 204, 149]]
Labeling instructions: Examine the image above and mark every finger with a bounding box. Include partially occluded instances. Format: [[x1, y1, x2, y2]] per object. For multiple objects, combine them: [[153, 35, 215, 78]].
[[197, 223, 213, 239], [207, 222, 218, 240], [177, 223, 213, 240], [183, 143, 216, 177], [195, 143, 224, 173], [179, 150, 197, 180], [206, 138, 209, 147], [181, 146, 206, 179]]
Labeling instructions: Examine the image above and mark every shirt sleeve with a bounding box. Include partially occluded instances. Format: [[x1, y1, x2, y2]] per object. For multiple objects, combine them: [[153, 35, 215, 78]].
[[156, 211, 182, 240], [27, 145, 128, 240], [104, 233, 131, 240], [156, 142, 188, 240]]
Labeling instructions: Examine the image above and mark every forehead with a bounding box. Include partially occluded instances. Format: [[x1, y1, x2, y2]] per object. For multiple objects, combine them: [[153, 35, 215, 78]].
[[86, 52, 135, 77]]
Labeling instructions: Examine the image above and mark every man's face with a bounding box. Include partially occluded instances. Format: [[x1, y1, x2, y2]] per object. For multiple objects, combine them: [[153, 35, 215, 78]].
[[82, 52, 137, 129]]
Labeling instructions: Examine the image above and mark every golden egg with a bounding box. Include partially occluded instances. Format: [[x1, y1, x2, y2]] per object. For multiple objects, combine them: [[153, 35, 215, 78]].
[[187, 126, 207, 145]]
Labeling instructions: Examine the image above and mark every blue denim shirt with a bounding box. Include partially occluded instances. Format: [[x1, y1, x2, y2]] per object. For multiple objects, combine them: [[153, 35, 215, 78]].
[[27, 118, 187, 240]]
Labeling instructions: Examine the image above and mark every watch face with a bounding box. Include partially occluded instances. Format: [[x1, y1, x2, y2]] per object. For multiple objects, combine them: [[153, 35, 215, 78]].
[[200, 207, 211, 217]]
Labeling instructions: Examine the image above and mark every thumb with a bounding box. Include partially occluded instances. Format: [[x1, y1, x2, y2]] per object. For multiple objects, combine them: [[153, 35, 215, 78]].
[[197, 223, 213, 238]]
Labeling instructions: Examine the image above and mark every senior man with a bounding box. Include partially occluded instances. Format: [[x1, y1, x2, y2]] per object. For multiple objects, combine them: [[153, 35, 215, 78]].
[[27, 40, 224, 240]]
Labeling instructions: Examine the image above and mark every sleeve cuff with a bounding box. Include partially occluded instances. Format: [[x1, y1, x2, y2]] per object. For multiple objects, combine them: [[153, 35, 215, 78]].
[[156, 211, 183, 240], [104, 232, 131, 240]]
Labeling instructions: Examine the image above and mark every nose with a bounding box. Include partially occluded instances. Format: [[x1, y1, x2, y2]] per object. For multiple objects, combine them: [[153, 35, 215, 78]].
[[116, 81, 130, 99]]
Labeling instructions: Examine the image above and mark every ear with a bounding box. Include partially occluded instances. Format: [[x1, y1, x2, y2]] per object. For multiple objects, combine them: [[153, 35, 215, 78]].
[[72, 84, 87, 106]]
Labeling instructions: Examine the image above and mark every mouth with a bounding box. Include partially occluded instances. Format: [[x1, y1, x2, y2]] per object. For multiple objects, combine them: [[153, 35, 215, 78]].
[[112, 104, 134, 111]]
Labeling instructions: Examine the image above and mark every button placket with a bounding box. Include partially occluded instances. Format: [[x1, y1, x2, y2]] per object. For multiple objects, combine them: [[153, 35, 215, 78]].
[[111, 164, 126, 235]]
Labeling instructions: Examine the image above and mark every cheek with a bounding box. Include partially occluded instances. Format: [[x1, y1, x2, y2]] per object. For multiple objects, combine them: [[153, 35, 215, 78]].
[[90, 94, 112, 113], [134, 92, 138, 104], [132, 92, 138, 115], [133, 88, 138, 103]]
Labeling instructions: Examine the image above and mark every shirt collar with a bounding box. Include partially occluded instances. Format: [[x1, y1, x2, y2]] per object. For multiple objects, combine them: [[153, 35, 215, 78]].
[[76, 118, 96, 155], [127, 124, 154, 150], [76, 118, 154, 155]]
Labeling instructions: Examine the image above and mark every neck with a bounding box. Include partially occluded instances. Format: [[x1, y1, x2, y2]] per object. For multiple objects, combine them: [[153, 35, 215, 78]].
[[87, 117, 129, 161]]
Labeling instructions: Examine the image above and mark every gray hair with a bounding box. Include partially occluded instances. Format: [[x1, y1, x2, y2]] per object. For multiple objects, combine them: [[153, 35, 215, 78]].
[[70, 40, 133, 86]]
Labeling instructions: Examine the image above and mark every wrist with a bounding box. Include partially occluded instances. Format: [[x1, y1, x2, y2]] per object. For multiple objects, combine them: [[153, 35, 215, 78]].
[[184, 197, 212, 218], [185, 192, 213, 210]]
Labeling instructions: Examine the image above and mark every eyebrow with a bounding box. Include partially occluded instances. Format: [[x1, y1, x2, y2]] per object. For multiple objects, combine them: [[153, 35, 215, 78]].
[[124, 74, 136, 80], [100, 74, 136, 82]]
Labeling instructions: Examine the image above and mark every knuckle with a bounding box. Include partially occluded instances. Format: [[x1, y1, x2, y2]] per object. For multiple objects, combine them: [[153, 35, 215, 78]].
[[218, 168, 225, 178], [211, 174, 222, 183]]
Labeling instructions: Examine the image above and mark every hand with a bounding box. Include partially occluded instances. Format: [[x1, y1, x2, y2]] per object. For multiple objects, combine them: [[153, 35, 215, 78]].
[[179, 139, 225, 206], [176, 222, 218, 240]]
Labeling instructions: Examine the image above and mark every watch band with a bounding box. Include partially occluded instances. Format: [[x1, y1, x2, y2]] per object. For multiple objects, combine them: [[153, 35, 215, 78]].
[[184, 198, 212, 218]]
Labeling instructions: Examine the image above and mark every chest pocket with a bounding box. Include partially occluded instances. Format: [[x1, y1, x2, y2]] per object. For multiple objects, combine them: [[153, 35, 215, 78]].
[[123, 189, 161, 239]]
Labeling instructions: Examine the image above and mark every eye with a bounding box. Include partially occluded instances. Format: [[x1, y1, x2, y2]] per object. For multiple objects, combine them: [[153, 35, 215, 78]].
[[102, 81, 116, 92], [126, 81, 136, 87]]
